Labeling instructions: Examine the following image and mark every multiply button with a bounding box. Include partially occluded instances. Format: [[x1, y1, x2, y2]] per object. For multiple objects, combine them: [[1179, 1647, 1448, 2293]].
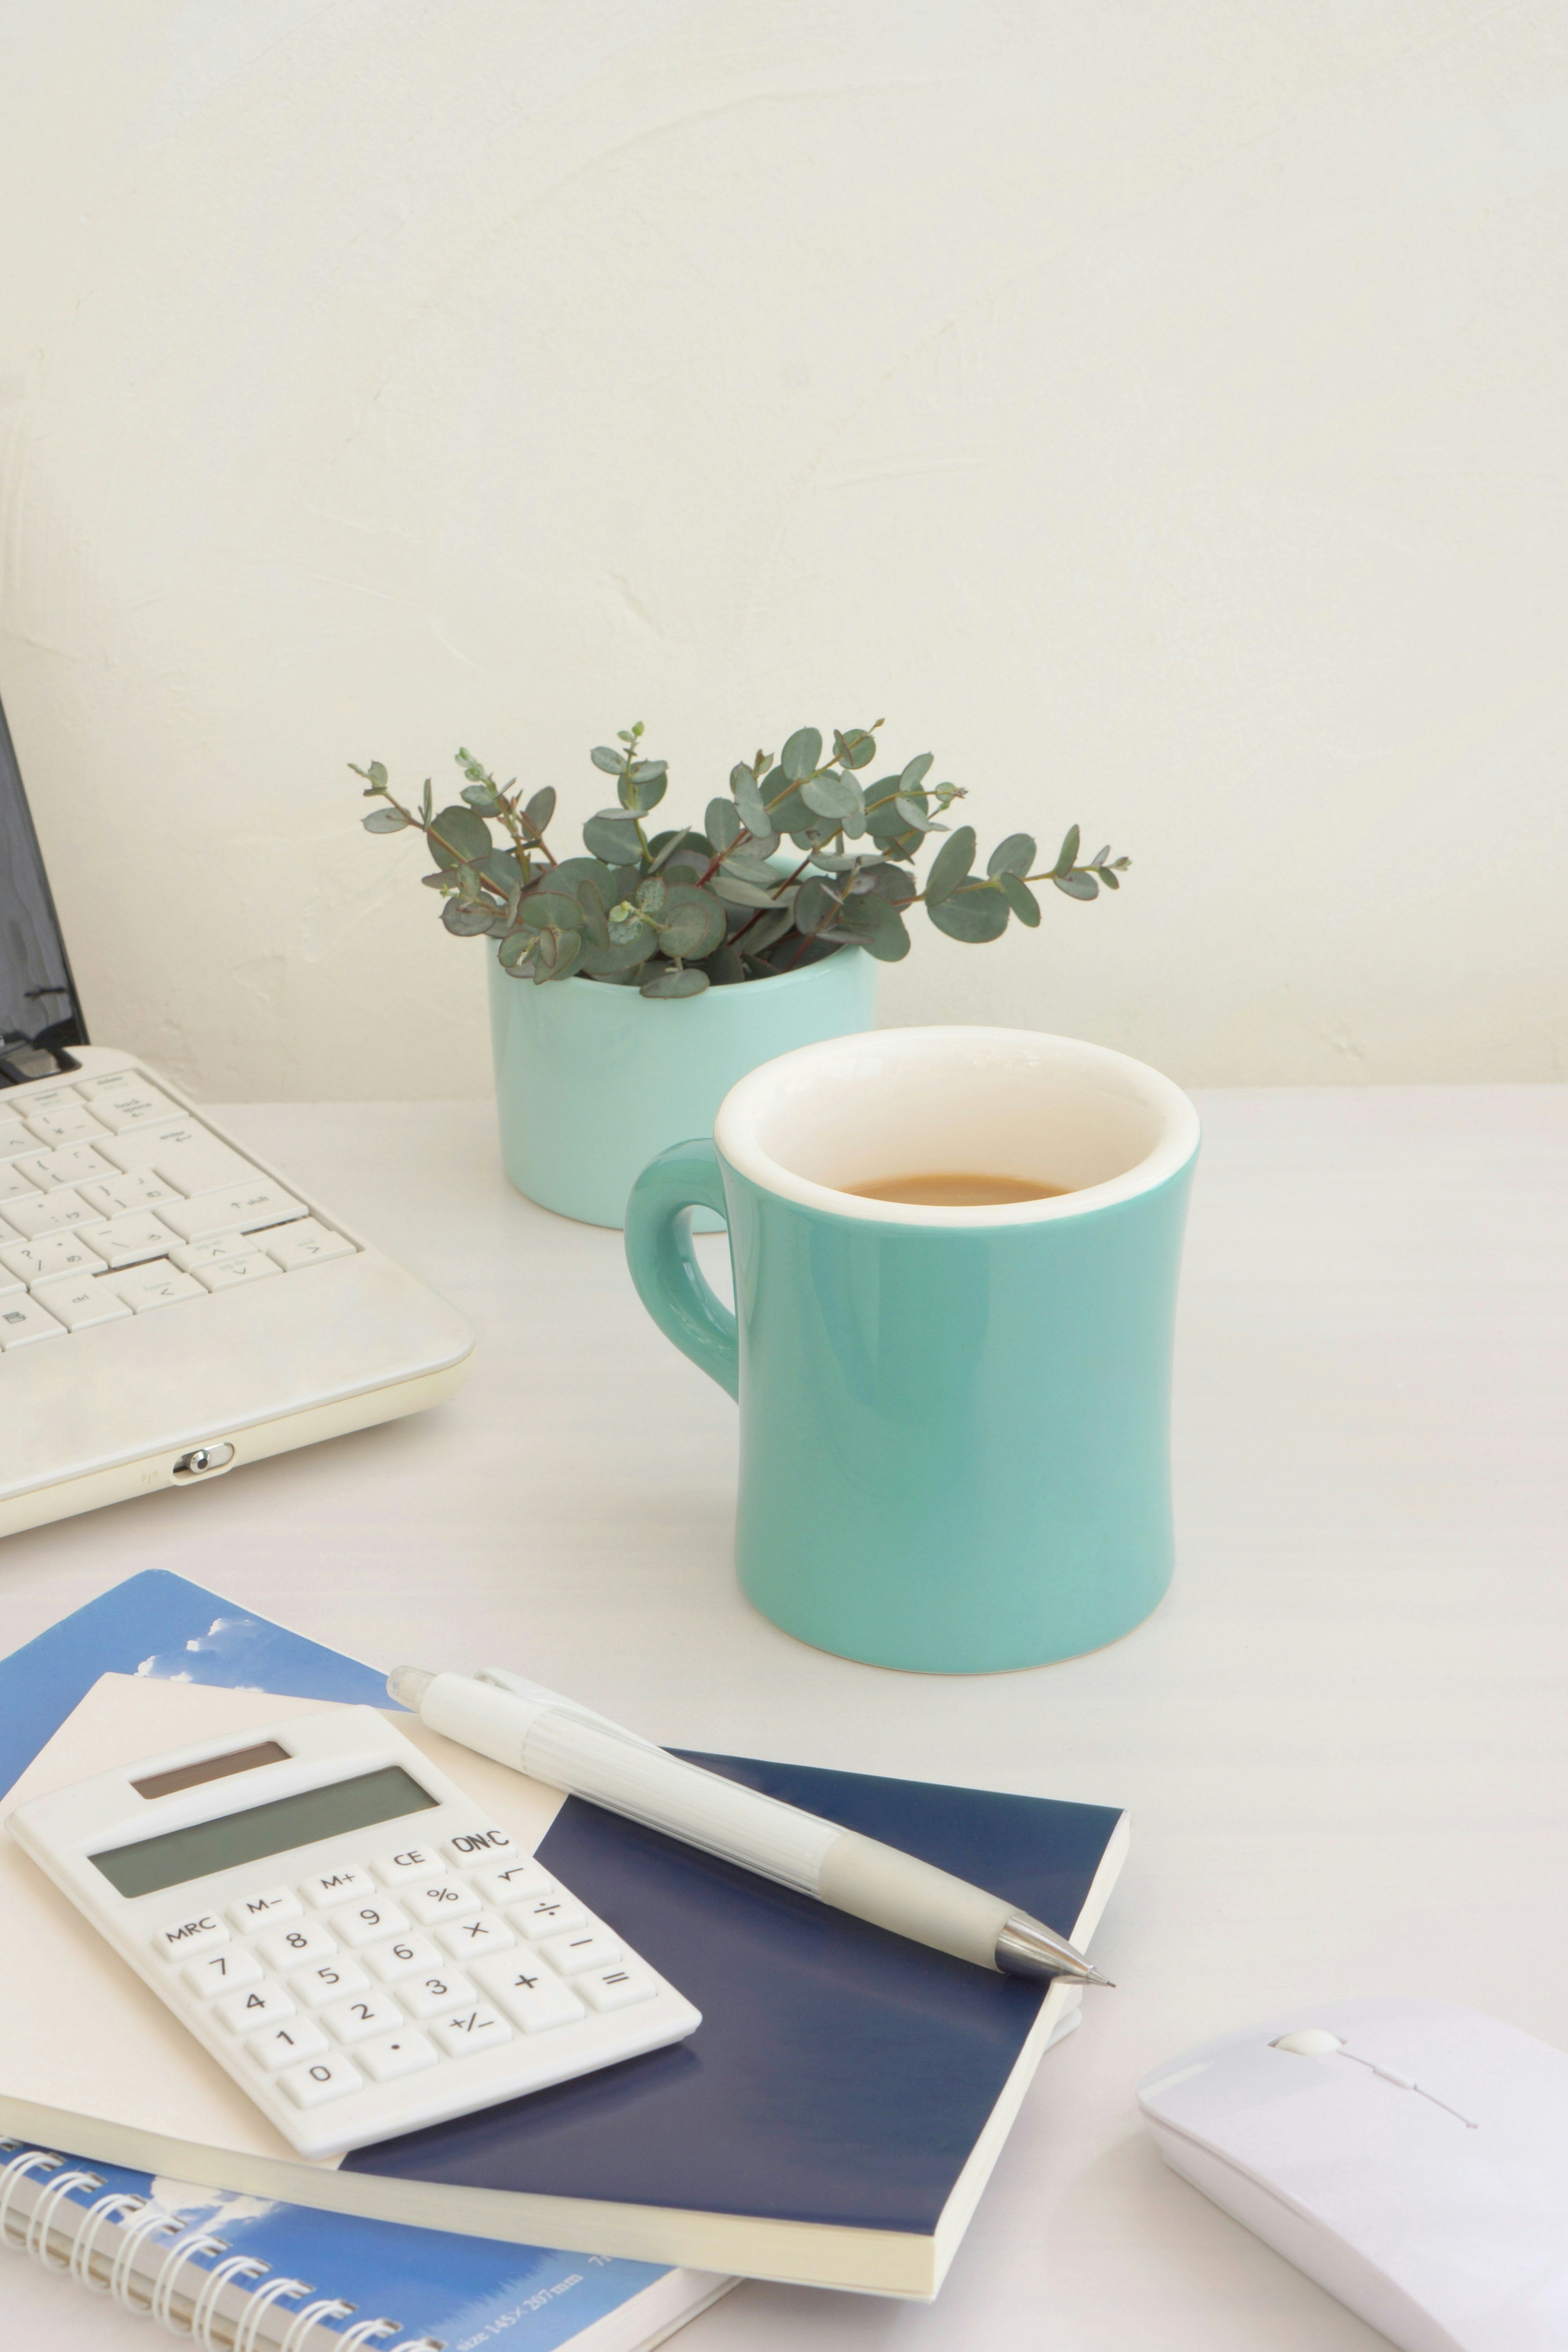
[[441, 1826, 516, 1868], [153, 1914, 229, 1962], [371, 1846, 445, 1887]]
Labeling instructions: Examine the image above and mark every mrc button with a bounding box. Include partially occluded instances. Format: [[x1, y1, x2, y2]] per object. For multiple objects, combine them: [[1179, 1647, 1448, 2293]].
[[441, 1827, 516, 1867], [153, 1913, 229, 1961]]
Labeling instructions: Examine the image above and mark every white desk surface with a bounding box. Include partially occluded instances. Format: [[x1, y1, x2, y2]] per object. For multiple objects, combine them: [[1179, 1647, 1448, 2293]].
[[3, 1082, 1566, 2351]]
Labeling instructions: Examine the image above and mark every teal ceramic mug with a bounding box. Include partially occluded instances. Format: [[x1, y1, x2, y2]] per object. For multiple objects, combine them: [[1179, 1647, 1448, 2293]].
[[624, 1027, 1200, 1673]]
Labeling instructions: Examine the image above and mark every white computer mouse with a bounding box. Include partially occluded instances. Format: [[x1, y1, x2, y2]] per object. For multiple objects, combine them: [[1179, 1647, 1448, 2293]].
[[1138, 1997, 1568, 2351]]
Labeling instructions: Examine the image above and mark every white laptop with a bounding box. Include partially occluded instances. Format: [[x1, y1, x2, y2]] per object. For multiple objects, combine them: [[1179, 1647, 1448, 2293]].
[[0, 691, 474, 1539]]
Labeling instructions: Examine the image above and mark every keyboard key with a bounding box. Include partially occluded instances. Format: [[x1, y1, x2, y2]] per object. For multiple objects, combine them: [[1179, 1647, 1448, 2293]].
[[19, 1100, 104, 1147], [289, 1957, 370, 2008], [441, 1826, 518, 1870], [370, 1844, 447, 1887], [0, 1263, 21, 1295], [266, 1218, 355, 1272], [1, 1185, 100, 1237], [115, 1262, 206, 1313], [160, 1179, 307, 1243], [319, 1992, 405, 2045], [301, 1864, 378, 1910], [13, 1144, 113, 1191], [154, 1910, 233, 1961], [196, 1250, 282, 1294], [510, 1891, 587, 1942], [579, 1961, 658, 2013], [327, 1898, 412, 1950], [183, 1944, 264, 2000], [402, 1878, 482, 1927], [396, 1968, 476, 2021], [78, 1170, 179, 1218], [215, 1982, 296, 2035], [30, 1274, 129, 1332], [96, 1119, 249, 1183], [249, 2018, 330, 2074], [362, 1932, 443, 1984], [0, 1230, 107, 1286], [471, 1953, 586, 2034], [227, 1887, 302, 1933], [0, 1296, 65, 1349], [435, 1912, 515, 1962], [278, 2053, 364, 2108], [73, 1076, 182, 1130], [258, 1920, 339, 1971], [90, 1210, 182, 1270], [0, 1160, 42, 1203], [429, 2005, 512, 2059], [471, 1858, 554, 1907], [540, 1929, 622, 1978], [167, 1234, 249, 1273], [356, 2027, 439, 2083], [0, 1123, 41, 1161]]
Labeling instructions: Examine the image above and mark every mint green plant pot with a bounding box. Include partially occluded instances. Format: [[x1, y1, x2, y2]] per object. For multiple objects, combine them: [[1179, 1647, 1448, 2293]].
[[488, 946, 877, 1228]]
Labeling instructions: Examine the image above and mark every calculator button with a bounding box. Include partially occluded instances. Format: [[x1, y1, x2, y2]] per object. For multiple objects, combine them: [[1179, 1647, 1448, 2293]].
[[509, 1891, 587, 1942], [319, 1992, 406, 2046], [579, 1961, 658, 2013], [301, 1864, 377, 1910], [227, 1889, 303, 1934], [216, 1983, 296, 2035], [470, 1953, 586, 2034], [370, 1846, 446, 1887], [279, 2053, 365, 2109], [540, 1929, 622, 1977], [248, 2018, 330, 2073], [363, 1932, 442, 1984], [396, 1969, 477, 2022], [152, 1913, 229, 1962], [441, 1826, 517, 1869], [289, 1958, 370, 2009], [258, 1921, 339, 1971], [472, 1859, 554, 1906], [356, 2027, 439, 2082], [435, 1912, 515, 1962], [327, 1898, 412, 1950], [183, 1945, 264, 2000], [402, 1879, 481, 1927], [429, 2005, 512, 2059]]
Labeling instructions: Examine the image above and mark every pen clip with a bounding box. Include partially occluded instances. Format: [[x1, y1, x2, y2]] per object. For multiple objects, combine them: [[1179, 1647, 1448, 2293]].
[[474, 1669, 661, 1752]]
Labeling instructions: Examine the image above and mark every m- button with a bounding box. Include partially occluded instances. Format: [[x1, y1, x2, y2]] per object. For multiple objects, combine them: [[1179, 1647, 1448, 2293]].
[[153, 1913, 229, 1962]]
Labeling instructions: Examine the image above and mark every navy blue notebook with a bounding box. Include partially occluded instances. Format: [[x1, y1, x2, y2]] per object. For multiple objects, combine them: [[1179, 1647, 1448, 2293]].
[[0, 1572, 1126, 2297]]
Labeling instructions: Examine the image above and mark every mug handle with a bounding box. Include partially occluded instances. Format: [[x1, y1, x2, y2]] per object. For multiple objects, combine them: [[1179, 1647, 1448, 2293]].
[[623, 1137, 739, 1400]]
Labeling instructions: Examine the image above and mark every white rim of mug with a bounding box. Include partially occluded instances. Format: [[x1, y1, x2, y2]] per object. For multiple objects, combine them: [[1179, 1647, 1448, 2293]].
[[714, 1025, 1201, 1227]]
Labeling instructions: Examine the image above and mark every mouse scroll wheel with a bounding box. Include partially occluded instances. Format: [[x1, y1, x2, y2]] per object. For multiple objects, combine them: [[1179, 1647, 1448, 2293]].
[[1272, 2029, 1345, 2057]]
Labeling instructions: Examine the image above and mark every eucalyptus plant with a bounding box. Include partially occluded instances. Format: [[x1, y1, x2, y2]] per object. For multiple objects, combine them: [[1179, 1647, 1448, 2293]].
[[351, 722, 1129, 1000]]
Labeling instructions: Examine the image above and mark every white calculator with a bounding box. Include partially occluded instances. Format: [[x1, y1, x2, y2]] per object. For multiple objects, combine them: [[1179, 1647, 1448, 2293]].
[[7, 1707, 701, 2160]]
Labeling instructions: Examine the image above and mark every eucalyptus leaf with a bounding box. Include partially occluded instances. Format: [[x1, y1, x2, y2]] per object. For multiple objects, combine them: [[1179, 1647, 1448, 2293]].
[[497, 932, 536, 971], [461, 784, 502, 812], [641, 964, 710, 999], [794, 876, 843, 933], [484, 849, 525, 890], [363, 807, 409, 833], [550, 856, 621, 901], [1051, 869, 1099, 900], [833, 726, 878, 770], [927, 884, 1009, 941], [867, 863, 914, 904], [532, 926, 584, 981], [429, 805, 492, 863], [802, 771, 864, 822], [987, 833, 1036, 878], [712, 872, 789, 909], [421, 777, 433, 825], [780, 727, 822, 783], [524, 787, 556, 835], [590, 746, 624, 775], [441, 898, 497, 936], [893, 796, 931, 829], [835, 891, 911, 961], [656, 882, 726, 961], [700, 942, 746, 986], [924, 824, 977, 904], [518, 889, 586, 931], [732, 905, 794, 955], [899, 753, 934, 793], [732, 768, 771, 835], [635, 875, 668, 916], [1054, 824, 1082, 875], [1098, 867, 1119, 889], [998, 871, 1041, 926], [367, 760, 389, 789], [583, 812, 644, 864], [621, 767, 667, 815], [720, 851, 781, 886], [706, 798, 741, 853]]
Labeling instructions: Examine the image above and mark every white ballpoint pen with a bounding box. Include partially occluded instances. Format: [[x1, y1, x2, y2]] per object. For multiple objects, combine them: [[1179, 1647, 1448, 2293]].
[[386, 1664, 1113, 1989]]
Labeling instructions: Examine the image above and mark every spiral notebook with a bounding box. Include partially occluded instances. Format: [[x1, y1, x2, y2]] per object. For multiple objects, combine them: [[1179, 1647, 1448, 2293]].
[[0, 2143, 731, 2350]]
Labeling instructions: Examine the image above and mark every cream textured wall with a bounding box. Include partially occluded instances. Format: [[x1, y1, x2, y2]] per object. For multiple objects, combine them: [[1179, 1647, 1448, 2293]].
[[1, 2, 1564, 1100]]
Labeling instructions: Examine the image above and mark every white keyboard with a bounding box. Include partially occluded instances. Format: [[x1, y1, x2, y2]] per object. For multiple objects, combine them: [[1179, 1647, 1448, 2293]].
[[8, 1706, 701, 2160], [0, 1069, 353, 1348]]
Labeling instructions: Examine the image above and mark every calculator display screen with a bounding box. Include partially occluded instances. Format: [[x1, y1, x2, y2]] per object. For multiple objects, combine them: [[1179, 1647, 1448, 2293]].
[[87, 1765, 439, 1899]]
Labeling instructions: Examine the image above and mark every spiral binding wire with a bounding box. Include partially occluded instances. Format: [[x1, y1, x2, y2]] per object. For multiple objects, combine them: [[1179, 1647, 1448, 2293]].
[[0, 2143, 445, 2352]]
